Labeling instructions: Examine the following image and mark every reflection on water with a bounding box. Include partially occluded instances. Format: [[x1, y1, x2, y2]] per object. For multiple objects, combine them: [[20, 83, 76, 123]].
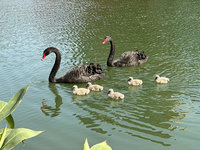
[[128, 85, 143, 92], [71, 87, 187, 146], [1, 0, 200, 149], [41, 70, 189, 146], [40, 83, 63, 117], [72, 94, 92, 102]]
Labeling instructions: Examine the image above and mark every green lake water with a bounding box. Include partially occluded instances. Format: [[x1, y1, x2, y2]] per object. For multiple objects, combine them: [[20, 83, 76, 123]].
[[0, 0, 200, 149]]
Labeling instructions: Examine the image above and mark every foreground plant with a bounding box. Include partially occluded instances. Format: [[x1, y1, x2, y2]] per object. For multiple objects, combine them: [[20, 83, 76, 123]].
[[0, 85, 43, 150], [83, 138, 112, 150]]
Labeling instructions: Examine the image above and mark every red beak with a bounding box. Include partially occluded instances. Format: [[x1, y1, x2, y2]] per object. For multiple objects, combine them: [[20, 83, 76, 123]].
[[41, 53, 46, 61], [103, 39, 107, 44]]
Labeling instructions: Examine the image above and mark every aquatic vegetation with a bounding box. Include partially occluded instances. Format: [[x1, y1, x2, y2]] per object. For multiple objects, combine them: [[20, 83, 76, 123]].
[[83, 138, 112, 150], [0, 85, 43, 150]]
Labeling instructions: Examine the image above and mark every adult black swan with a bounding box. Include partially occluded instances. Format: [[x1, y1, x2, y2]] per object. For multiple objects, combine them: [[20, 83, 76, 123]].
[[42, 47, 106, 83], [103, 36, 148, 67]]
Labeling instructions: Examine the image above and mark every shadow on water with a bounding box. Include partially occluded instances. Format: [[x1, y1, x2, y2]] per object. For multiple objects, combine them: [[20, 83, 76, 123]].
[[40, 83, 63, 117]]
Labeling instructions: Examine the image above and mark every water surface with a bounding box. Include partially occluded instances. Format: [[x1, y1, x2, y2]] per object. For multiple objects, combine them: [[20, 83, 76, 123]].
[[0, 0, 200, 150]]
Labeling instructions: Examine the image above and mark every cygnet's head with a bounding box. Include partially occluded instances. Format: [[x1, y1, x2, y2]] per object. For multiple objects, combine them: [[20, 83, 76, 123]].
[[86, 82, 92, 88], [155, 75, 160, 80], [107, 89, 114, 94], [128, 77, 133, 81], [72, 85, 78, 90]]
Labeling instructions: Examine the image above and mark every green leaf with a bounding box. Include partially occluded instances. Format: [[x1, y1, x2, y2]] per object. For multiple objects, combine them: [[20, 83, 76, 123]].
[[5, 115, 14, 129], [0, 101, 15, 128], [83, 138, 90, 150], [0, 128, 43, 150], [0, 126, 7, 148], [0, 101, 7, 112], [91, 141, 112, 150], [0, 85, 29, 122]]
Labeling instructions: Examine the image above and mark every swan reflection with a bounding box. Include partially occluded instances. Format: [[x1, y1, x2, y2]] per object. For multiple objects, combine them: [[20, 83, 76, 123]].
[[40, 83, 63, 117], [41, 82, 187, 146]]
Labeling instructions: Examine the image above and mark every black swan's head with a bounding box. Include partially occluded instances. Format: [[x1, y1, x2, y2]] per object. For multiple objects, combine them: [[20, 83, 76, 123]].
[[103, 36, 112, 44], [42, 47, 57, 60]]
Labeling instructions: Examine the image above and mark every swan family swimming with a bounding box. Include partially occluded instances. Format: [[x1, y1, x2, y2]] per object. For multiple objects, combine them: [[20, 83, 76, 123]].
[[42, 36, 169, 100]]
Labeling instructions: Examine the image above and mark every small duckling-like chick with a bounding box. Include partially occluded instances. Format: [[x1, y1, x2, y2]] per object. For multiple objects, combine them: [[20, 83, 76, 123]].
[[155, 75, 169, 83], [86, 82, 103, 91], [128, 77, 143, 86], [72, 85, 90, 95], [107, 89, 124, 100]]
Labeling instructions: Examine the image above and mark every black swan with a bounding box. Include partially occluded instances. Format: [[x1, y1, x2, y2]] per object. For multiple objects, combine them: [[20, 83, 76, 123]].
[[41, 47, 106, 83], [103, 36, 148, 67]]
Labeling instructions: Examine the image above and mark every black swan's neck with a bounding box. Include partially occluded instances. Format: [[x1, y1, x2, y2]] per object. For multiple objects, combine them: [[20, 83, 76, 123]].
[[107, 40, 115, 66], [49, 49, 61, 83]]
